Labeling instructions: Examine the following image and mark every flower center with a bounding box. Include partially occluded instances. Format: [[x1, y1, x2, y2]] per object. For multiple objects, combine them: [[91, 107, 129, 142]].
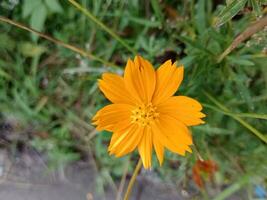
[[131, 103, 159, 126]]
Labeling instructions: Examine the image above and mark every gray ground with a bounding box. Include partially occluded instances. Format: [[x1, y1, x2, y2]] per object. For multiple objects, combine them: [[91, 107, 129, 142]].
[[0, 149, 188, 200]]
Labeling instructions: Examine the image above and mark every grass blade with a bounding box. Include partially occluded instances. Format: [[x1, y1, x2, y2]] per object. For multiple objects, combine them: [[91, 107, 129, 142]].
[[203, 104, 267, 120], [68, 0, 137, 55], [150, 0, 164, 24], [203, 91, 267, 144], [213, 175, 250, 200], [215, 0, 247, 27], [0, 16, 118, 68], [250, 0, 262, 16], [195, 0, 206, 34]]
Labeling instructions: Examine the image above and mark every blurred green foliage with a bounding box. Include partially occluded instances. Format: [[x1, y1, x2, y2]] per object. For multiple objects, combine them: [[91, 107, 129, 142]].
[[0, 0, 266, 199]]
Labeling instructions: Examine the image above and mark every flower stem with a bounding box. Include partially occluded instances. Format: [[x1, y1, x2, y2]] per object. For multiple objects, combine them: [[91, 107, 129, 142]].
[[123, 158, 142, 200]]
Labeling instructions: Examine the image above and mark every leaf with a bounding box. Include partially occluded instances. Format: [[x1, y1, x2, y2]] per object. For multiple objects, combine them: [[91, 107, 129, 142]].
[[0, 68, 11, 80], [215, 0, 248, 27], [150, 0, 164, 24], [180, 55, 196, 67], [0, 33, 15, 50], [250, 0, 262, 16], [44, 0, 63, 13], [30, 3, 47, 41], [203, 91, 267, 144], [176, 36, 213, 55], [232, 69, 254, 110], [195, 0, 206, 34], [22, 0, 42, 18], [128, 16, 161, 27], [227, 56, 255, 66], [213, 175, 250, 200], [19, 42, 47, 57]]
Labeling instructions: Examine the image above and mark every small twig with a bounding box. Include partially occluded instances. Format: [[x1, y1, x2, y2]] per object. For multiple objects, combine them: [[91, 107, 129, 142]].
[[217, 15, 267, 63]]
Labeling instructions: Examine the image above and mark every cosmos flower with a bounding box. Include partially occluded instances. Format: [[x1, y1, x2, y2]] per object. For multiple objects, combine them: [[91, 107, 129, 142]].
[[92, 56, 205, 169]]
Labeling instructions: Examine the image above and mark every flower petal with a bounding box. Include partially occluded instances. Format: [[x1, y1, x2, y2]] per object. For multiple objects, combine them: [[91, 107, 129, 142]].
[[157, 96, 205, 126], [124, 56, 156, 104], [109, 123, 143, 157], [158, 114, 193, 145], [152, 60, 184, 105], [138, 127, 153, 169], [153, 134, 164, 165], [99, 73, 136, 105], [92, 104, 133, 132], [151, 115, 192, 156]]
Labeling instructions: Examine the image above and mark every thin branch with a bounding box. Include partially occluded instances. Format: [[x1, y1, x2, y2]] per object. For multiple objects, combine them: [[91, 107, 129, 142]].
[[0, 16, 118, 68], [217, 15, 267, 63]]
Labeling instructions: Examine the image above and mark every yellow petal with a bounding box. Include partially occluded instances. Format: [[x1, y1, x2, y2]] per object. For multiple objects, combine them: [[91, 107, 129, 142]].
[[157, 96, 205, 126], [151, 115, 192, 156], [153, 134, 164, 166], [124, 56, 156, 104], [159, 114, 192, 145], [108, 119, 132, 150], [92, 104, 133, 132], [99, 73, 136, 105], [152, 60, 184, 105], [138, 127, 153, 169], [109, 124, 143, 157]]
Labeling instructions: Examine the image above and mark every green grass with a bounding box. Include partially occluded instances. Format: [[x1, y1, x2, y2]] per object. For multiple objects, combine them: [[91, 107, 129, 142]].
[[0, 0, 266, 199]]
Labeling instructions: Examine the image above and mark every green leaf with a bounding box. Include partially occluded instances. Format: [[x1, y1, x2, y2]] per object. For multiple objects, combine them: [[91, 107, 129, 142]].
[[30, 3, 47, 41], [22, 0, 42, 18], [233, 69, 254, 110], [19, 42, 47, 57], [128, 16, 161, 27], [0, 33, 15, 50], [195, 0, 206, 34], [227, 56, 255, 66], [203, 91, 267, 144], [250, 0, 262, 16], [44, 0, 63, 13], [215, 0, 248, 27], [0, 68, 11, 80], [213, 175, 250, 200], [150, 0, 164, 24], [176, 36, 213, 55]]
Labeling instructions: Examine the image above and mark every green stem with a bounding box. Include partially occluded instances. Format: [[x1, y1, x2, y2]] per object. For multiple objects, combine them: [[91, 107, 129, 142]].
[[203, 104, 267, 120], [0, 16, 118, 68], [203, 91, 267, 144], [68, 0, 137, 55], [123, 158, 142, 200], [213, 175, 250, 200]]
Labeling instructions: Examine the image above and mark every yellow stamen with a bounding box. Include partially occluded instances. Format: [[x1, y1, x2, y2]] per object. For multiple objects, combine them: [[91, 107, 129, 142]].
[[131, 103, 159, 126]]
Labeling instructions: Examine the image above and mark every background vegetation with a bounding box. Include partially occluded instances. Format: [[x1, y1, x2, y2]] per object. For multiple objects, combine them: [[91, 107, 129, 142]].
[[0, 0, 266, 199]]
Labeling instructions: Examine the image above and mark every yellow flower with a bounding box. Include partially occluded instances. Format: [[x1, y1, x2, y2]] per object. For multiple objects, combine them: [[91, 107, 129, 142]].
[[92, 56, 205, 169]]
